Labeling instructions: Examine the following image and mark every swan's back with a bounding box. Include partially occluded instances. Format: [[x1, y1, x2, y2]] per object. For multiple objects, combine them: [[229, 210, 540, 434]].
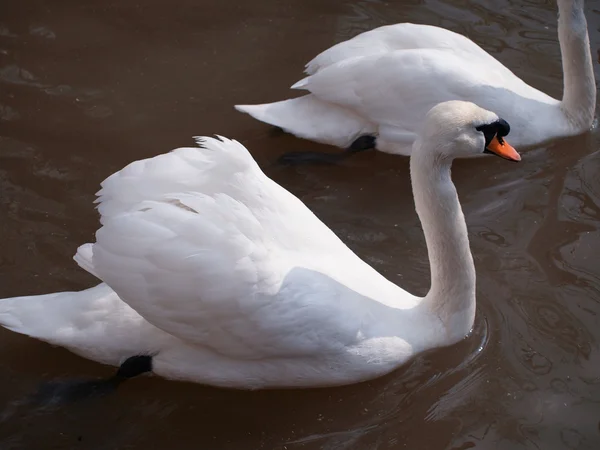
[[97, 137, 260, 222], [305, 23, 497, 75], [95, 137, 369, 260]]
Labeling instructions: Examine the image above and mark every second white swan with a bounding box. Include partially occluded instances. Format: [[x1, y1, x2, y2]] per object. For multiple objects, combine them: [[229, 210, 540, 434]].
[[236, 0, 594, 163]]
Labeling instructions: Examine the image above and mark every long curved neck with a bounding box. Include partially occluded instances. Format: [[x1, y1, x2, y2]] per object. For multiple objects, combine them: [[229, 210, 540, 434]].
[[558, 0, 596, 129], [410, 145, 476, 335]]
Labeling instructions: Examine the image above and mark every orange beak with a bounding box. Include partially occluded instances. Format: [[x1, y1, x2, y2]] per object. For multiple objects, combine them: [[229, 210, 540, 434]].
[[486, 136, 521, 162]]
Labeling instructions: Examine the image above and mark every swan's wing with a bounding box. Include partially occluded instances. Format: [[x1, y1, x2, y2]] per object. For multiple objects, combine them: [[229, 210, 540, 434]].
[[89, 137, 368, 359], [295, 49, 523, 135], [96, 136, 261, 224], [305, 23, 497, 75], [95, 136, 347, 256]]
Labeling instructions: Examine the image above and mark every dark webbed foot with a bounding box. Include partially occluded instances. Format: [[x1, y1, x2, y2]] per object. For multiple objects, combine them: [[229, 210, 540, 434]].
[[115, 354, 153, 379], [348, 135, 376, 152], [277, 134, 376, 166], [31, 355, 153, 406]]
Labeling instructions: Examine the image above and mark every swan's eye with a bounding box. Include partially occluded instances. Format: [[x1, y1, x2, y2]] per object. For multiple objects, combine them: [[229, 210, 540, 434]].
[[476, 118, 511, 149]]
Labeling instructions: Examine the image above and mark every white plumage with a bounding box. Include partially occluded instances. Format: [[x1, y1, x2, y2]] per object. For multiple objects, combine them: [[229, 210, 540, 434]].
[[236, 0, 595, 156], [0, 101, 519, 388]]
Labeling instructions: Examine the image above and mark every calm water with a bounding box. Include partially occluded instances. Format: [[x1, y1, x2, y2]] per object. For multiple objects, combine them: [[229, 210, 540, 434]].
[[1, 0, 600, 449]]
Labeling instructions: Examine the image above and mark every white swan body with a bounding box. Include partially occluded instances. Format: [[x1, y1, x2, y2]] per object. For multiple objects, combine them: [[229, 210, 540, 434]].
[[0, 101, 519, 389], [236, 0, 595, 156]]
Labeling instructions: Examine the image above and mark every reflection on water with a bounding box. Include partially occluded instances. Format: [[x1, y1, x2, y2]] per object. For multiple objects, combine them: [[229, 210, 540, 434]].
[[0, 0, 599, 449]]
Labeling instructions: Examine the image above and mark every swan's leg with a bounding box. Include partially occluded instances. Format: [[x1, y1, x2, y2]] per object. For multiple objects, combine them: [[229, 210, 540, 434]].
[[114, 354, 153, 379], [32, 355, 153, 406], [277, 135, 376, 165]]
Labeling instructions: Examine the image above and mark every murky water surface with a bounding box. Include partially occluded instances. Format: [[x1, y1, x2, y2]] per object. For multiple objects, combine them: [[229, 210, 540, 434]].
[[1, 0, 600, 448]]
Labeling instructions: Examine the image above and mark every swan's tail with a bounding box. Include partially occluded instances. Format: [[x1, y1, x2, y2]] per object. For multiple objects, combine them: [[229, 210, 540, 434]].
[[0, 283, 152, 367], [0, 286, 156, 405], [0, 284, 110, 342], [0, 242, 108, 344], [235, 94, 374, 149]]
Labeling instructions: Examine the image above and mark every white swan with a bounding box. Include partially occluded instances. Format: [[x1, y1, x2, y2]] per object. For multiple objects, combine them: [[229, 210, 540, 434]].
[[0, 101, 520, 389], [236, 0, 595, 163]]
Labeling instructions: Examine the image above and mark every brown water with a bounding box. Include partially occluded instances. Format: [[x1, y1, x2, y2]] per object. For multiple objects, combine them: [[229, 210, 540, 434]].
[[1, 0, 599, 448]]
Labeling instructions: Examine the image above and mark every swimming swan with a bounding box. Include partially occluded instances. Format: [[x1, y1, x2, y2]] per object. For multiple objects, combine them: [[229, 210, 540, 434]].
[[236, 0, 594, 164], [0, 101, 520, 389]]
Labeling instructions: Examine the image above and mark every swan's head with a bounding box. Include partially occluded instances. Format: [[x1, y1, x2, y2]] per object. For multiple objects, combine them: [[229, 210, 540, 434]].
[[416, 100, 521, 162]]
